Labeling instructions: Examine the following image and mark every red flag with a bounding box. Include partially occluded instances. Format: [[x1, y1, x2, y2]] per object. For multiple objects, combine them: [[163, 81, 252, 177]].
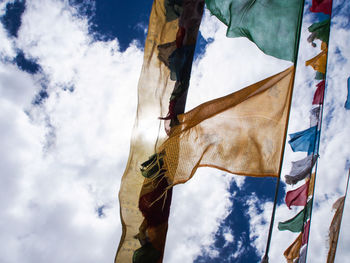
[[313, 80, 325, 105], [302, 220, 310, 245], [285, 181, 309, 209], [310, 0, 332, 15]]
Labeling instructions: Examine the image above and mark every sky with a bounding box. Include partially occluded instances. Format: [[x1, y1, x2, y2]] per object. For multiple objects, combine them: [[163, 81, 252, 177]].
[[0, 0, 349, 263]]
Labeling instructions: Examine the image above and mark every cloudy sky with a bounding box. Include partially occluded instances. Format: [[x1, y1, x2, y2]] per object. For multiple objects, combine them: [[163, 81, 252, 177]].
[[0, 0, 349, 262]]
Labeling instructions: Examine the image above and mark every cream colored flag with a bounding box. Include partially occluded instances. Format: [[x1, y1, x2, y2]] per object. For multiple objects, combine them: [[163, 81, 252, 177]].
[[161, 66, 295, 186]]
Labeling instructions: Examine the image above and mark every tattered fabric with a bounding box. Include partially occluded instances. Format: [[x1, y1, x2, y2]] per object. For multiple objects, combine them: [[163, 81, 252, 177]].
[[310, 0, 332, 15], [160, 67, 295, 187], [284, 233, 302, 263], [345, 77, 350, 110], [288, 126, 319, 155], [205, 0, 303, 61], [327, 196, 345, 263], [305, 42, 328, 74], [285, 155, 318, 185], [313, 80, 325, 105], [278, 200, 312, 232], [115, 0, 204, 262], [285, 181, 309, 209]]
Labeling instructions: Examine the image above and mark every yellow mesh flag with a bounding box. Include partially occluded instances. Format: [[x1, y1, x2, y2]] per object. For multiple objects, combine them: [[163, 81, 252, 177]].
[[284, 233, 303, 263], [305, 42, 328, 74], [160, 66, 295, 186], [115, 0, 178, 261], [327, 196, 346, 263]]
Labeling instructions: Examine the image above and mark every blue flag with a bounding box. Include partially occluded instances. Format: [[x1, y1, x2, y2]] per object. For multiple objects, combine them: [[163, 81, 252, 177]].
[[345, 77, 350, 110], [288, 126, 320, 155]]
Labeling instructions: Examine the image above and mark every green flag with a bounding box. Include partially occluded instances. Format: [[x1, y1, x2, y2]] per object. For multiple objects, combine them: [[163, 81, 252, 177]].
[[278, 199, 312, 232], [205, 0, 303, 61]]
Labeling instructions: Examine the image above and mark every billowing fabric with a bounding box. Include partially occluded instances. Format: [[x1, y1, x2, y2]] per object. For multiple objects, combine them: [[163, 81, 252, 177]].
[[345, 77, 350, 110], [285, 181, 309, 209], [310, 106, 321, 126], [288, 126, 319, 155], [116, 0, 204, 262], [327, 196, 346, 263], [305, 42, 328, 74], [310, 0, 332, 15], [308, 19, 331, 44], [313, 80, 325, 104], [278, 200, 312, 232], [159, 67, 295, 187], [205, 0, 303, 61], [302, 220, 310, 245], [284, 233, 302, 263], [285, 155, 318, 185]]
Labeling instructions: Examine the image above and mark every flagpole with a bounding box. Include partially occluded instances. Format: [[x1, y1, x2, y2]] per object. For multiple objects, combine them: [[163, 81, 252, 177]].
[[261, 1, 306, 262]]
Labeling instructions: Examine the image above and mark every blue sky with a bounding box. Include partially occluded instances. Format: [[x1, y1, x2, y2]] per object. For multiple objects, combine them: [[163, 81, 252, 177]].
[[0, 1, 349, 263]]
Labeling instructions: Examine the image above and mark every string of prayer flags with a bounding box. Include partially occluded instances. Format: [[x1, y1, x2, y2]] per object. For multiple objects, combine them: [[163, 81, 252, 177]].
[[278, 200, 312, 232], [285, 155, 318, 185], [285, 181, 310, 209], [327, 196, 346, 263], [288, 126, 319, 155], [205, 0, 303, 61], [313, 80, 326, 105], [284, 233, 303, 263], [116, 0, 204, 262], [345, 77, 350, 110], [310, 0, 332, 15], [305, 42, 328, 74]]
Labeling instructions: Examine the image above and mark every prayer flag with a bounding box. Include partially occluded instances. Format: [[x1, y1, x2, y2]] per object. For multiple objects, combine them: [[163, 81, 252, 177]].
[[285, 155, 318, 185], [345, 77, 350, 110], [160, 66, 295, 187], [205, 0, 303, 61], [310, 0, 332, 15], [284, 233, 302, 263], [288, 126, 319, 155], [310, 106, 321, 126], [327, 196, 346, 263], [305, 42, 328, 74], [313, 80, 325, 104], [308, 19, 331, 44], [285, 181, 309, 209], [278, 200, 312, 232], [297, 245, 307, 263], [307, 172, 316, 197], [116, 0, 204, 262], [302, 220, 310, 245]]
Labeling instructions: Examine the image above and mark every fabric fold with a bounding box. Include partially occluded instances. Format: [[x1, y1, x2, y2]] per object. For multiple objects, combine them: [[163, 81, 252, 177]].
[[305, 42, 328, 74]]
